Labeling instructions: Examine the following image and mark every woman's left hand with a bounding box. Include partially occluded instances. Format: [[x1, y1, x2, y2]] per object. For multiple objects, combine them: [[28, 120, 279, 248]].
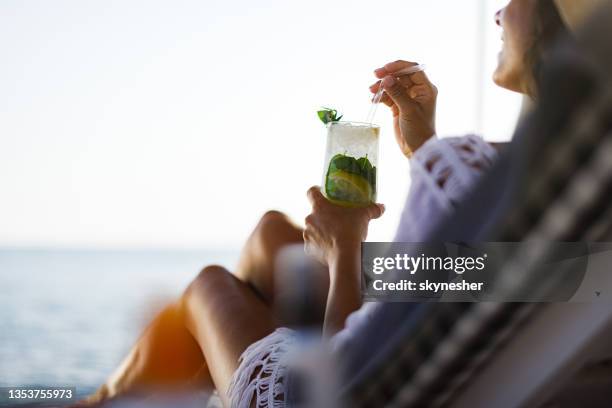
[[370, 60, 438, 158], [303, 186, 385, 268]]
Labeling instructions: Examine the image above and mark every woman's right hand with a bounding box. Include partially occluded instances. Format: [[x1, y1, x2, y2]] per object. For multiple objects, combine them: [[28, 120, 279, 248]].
[[303, 186, 384, 268], [370, 60, 438, 158]]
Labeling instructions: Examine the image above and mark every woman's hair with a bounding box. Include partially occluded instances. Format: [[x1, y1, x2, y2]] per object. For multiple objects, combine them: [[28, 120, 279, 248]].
[[525, 0, 570, 95]]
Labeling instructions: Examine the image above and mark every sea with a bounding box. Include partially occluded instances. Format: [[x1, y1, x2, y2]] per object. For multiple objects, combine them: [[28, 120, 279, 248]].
[[0, 248, 240, 403]]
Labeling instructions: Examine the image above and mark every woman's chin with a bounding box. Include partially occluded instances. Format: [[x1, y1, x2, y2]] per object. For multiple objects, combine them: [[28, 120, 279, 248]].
[[492, 67, 506, 88], [493, 68, 525, 94]]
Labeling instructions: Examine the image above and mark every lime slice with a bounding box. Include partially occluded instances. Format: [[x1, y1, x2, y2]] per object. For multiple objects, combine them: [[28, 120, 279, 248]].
[[325, 170, 372, 205]]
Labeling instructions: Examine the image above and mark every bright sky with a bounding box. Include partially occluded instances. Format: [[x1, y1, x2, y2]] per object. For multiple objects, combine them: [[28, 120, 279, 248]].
[[0, 0, 520, 250]]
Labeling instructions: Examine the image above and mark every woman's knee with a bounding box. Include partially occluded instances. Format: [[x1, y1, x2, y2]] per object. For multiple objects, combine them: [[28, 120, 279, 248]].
[[234, 211, 304, 301], [253, 210, 303, 248], [183, 265, 251, 326], [256, 210, 294, 232], [188, 265, 234, 297], [184, 264, 272, 326], [259, 210, 287, 223]]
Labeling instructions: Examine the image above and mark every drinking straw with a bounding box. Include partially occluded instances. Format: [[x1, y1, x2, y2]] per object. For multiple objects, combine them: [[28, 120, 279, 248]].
[[366, 64, 426, 124]]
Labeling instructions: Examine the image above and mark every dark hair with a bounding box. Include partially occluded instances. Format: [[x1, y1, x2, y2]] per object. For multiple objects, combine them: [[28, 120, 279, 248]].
[[525, 0, 570, 96]]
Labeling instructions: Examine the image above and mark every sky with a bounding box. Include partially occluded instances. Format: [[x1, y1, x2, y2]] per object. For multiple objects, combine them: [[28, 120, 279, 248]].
[[0, 0, 520, 250]]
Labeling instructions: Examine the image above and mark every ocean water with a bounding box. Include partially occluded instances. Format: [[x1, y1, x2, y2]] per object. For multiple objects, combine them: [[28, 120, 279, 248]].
[[0, 249, 240, 400]]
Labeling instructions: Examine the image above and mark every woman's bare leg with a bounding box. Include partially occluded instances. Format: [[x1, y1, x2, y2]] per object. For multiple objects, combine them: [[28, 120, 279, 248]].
[[79, 303, 213, 405], [182, 265, 279, 406], [83, 211, 313, 404], [82, 266, 277, 406]]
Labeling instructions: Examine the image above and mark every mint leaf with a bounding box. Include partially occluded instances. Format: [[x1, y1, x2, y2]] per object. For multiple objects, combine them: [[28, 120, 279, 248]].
[[329, 154, 361, 175], [357, 156, 373, 175], [357, 156, 376, 191], [317, 107, 343, 125]]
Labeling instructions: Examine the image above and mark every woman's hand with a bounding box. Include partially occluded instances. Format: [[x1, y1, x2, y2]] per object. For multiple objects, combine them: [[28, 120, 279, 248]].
[[370, 60, 438, 158], [303, 186, 385, 269]]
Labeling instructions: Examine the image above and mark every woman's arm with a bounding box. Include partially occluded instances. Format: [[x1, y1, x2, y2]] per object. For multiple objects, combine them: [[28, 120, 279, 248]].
[[303, 187, 384, 337], [324, 245, 362, 337]]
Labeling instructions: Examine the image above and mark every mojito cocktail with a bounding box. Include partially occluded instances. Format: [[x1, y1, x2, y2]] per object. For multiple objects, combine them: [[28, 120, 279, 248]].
[[322, 122, 380, 207]]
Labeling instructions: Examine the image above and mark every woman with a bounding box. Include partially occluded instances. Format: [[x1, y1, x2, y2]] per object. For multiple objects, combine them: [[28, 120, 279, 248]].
[[81, 1, 597, 406]]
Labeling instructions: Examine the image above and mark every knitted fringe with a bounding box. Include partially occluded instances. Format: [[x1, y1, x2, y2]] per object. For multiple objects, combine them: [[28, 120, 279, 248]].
[[227, 327, 296, 408]]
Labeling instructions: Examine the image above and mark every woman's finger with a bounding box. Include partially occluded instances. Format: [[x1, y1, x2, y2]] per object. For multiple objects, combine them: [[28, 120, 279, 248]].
[[397, 75, 415, 88], [409, 84, 435, 101], [369, 80, 382, 93], [379, 93, 395, 108], [304, 214, 314, 227], [369, 81, 398, 106], [369, 81, 398, 110], [382, 60, 418, 74], [368, 203, 386, 220], [409, 70, 434, 87], [382, 76, 418, 114], [374, 60, 418, 79], [369, 91, 395, 108], [303, 225, 322, 243], [306, 186, 325, 207], [374, 67, 388, 79], [355, 203, 385, 221]]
